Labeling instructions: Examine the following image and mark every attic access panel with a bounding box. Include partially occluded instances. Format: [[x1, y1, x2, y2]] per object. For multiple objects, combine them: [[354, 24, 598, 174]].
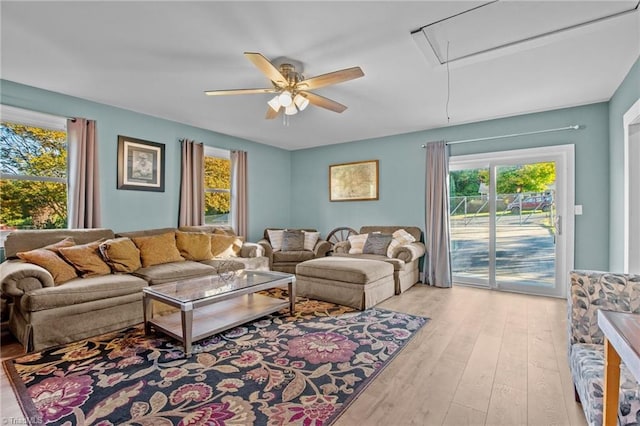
[[413, 0, 639, 64]]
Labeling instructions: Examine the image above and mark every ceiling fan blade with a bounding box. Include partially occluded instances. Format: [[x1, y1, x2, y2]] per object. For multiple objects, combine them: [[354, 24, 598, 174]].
[[244, 52, 288, 87], [265, 106, 280, 119], [298, 67, 364, 91], [302, 91, 347, 113], [204, 88, 277, 96]]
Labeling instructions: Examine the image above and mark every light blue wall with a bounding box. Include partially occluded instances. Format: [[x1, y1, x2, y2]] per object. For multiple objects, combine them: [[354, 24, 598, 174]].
[[0, 80, 291, 242], [608, 56, 640, 272], [291, 103, 610, 271]]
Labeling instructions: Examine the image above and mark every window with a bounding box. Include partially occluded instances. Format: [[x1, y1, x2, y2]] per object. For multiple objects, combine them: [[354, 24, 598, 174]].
[[204, 147, 231, 225], [0, 106, 68, 233]]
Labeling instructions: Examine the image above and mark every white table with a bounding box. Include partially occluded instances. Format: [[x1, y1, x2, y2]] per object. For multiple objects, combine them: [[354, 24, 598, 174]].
[[597, 310, 640, 426]]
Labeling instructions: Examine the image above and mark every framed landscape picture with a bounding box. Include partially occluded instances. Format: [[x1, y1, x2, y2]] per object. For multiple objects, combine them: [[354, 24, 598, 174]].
[[329, 159, 379, 201], [117, 135, 165, 192]]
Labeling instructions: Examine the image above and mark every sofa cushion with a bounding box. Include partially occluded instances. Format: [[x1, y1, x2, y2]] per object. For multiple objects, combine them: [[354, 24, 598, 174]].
[[58, 240, 111, 277], [267, 229, 284, 251], [20, 273, 147, 312], [348, 234, 368, 254], [281, 230, 304, 251], [570, 343, 640, 426], [363, 233, 392, 256], [132, 261, 215, 285], [210, 234, 243, 257], [17, 248, 78, 285], [273, 250, 316, 263], [131, 232, 184, 268], [302, 231, 320, 251], [99, 238, 142, 273], [296, 257, 393, 284], [175, 231, 213, 261], [198, 259, 245, 273]]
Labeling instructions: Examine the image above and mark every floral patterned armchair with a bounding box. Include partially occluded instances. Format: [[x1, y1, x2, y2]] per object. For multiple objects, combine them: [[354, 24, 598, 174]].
[[568, 270, 640, 426]]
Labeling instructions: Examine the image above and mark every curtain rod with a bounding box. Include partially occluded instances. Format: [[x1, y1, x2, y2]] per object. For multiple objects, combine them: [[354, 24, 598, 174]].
[[420, 124, 580, 147]]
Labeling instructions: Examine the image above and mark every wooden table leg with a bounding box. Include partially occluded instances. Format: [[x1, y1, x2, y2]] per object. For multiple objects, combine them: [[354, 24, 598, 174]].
[[603, 337, 621, 426]]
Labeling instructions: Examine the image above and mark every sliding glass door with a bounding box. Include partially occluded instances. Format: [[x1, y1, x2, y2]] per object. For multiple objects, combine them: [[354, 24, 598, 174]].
[[449, 146, 574, 298]]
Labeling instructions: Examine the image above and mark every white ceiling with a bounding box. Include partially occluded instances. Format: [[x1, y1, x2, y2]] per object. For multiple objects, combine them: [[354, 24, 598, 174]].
[[1, 1, 639, 151]]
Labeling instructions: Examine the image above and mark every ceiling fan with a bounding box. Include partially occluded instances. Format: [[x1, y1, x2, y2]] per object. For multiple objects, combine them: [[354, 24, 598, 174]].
[[205, 52, 364, 119]]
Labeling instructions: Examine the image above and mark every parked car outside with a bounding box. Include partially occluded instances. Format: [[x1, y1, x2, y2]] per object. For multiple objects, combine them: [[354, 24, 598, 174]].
[[507, 195, 552, 213]]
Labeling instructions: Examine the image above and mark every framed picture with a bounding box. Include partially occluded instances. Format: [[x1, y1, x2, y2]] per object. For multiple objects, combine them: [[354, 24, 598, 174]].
[[117, 135, 165, 192], [329, 159, 379, 202]]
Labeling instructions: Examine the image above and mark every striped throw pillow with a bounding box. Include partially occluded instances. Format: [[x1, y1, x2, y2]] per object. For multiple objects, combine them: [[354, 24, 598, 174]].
[[302, 231, 320, 251], [267, 229, 285, 251], [348, 233, 369, 254]]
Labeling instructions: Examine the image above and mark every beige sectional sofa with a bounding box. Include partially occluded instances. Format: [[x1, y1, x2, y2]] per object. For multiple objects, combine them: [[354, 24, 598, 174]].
[[333, 226, 425, 294], [0, 225, 267, 351]]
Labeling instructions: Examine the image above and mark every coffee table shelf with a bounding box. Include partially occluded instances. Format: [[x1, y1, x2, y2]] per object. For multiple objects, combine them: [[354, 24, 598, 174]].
[[147, 293, 289, 343], [143, 270, 296, 356]]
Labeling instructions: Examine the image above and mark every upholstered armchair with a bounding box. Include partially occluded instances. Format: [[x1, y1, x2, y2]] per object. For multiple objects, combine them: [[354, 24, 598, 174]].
[[257, 228, 331, 273]]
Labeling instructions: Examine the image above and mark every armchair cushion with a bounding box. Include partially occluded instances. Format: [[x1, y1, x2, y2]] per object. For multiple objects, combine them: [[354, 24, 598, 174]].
[[281, 230, 304, 251], [363, 233, 392, 256], [273, 250, 316, 263]]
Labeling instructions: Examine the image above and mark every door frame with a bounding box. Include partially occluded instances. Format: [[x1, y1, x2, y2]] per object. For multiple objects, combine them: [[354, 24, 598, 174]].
[[623, 98, 640, 273], [450, 144, 575, 298]]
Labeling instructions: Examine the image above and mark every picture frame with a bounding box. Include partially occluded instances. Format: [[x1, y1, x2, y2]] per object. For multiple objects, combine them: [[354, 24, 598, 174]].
[[117, 135, 165, 192], [329, 159, 379, 202]]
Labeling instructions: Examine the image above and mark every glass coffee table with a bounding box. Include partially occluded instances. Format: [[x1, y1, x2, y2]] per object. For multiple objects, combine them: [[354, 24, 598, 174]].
[[142, 270, 296, 356]]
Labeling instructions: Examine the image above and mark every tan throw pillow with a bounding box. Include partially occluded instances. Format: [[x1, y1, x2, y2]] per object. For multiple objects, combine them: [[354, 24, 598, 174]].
[[267, 229, 284, 251], [59, 239, 111, 277], [213, 227, 237, 236], [348, 233, 369, 254], [131, 232, 184, 268], [302, 231, 320, 251], [43, 237, 76, 254], [211, 234, 244, 258], [99, 238, 142, 273], [176, 231, 213, 261], [17, 249, 78, 285]]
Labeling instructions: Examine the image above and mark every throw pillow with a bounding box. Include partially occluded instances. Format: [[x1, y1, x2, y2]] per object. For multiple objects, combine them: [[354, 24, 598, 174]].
[[392, 229, 416, 245], [302, 231, 320, 251], [267, 229, 284, 251], [387, 229, 417, 257], [58, 239, 111, 277], [363, 233, 393, 256], [17, 249, 78, 285], [43, 237, 76, 254], [281, 230, 305, 251], [348, 233, 369, 254], [175, 231, 213, 261], [99, 238, 142, 273], [213, 227, 237, 236], [131, 232, 184, 268], [211, 234, 244, 258]]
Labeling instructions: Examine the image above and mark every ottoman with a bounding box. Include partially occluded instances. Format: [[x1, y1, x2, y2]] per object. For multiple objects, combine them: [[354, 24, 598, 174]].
[[295, 257, 395, 310]]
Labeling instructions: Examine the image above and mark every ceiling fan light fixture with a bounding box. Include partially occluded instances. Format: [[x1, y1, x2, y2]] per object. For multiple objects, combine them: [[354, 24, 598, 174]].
[[278, 90, 293, 107], [294, 94, 309, 111], [284, 103, 298, 115], [267, 95, 281, 111]]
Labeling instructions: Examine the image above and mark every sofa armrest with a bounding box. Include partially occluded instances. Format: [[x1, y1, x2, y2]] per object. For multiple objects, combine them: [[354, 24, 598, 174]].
[[333, 241, 350, 254], [240, 242, 265, 258], [1, 260, 54, 297], [313, 240, 331, 258], [392, 242, 426, 263], [257, 239, 274, 265]]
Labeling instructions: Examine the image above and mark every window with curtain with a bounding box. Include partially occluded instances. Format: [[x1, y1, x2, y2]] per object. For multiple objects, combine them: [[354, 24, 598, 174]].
[[0, 105, 68, 232], [204, 147, 232, 225]]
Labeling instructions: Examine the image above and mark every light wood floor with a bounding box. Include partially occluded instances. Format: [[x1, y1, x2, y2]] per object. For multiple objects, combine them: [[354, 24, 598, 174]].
[[1, 284, 587, 425]]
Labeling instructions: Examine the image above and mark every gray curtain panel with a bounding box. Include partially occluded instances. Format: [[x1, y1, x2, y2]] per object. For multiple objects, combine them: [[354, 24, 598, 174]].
[[231, 150, 247, 237], [67, 118, 101, 228], [424, 141, 452, 288], [178, 139, 204, 227]]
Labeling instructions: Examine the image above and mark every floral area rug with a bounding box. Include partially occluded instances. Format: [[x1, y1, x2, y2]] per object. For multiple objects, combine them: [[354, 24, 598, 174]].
[[4, 291, 428, 425]]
